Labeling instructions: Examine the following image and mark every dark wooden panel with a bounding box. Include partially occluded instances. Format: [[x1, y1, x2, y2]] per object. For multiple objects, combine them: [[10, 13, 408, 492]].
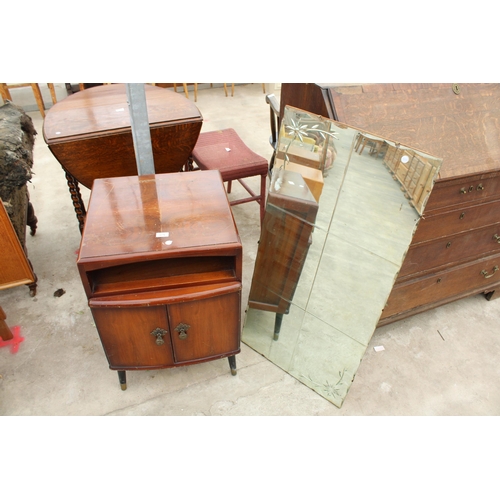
[[413, 198, 500, 243], [400, 223, 500, 278], [381, 253, 500, 320], [90, 305, 174, 370], [169, 290, 241, 362]]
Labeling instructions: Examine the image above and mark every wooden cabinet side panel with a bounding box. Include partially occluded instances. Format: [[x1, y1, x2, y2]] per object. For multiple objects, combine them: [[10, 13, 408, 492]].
[[0, 201, 35, 289], [249, 201, 316, 314]]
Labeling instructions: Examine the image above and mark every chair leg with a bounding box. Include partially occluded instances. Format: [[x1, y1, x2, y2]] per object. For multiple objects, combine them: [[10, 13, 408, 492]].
[[183, 83, 189, 99], [227, 180, 232, 194], [0, 83, 12, 102], [30, 83, 46, 118], [48, 83, 57, 104], [194, 83, 198, 102]]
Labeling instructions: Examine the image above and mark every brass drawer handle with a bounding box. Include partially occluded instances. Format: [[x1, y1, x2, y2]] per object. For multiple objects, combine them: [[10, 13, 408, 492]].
[[493, 234, 500, 243], [481, 266, 499, 279], [175, 323, 191, 340], [151, 327, 168, 346], [477, 183, 485, 191]]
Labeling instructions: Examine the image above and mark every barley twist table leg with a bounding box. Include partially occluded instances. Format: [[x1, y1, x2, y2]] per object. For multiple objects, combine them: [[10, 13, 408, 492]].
[[65, 171, 87, 233]]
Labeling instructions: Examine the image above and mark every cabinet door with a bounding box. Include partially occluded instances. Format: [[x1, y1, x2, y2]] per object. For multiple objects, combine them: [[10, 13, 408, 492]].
[[168, 291, 241, 363], [90, 305, 175, 370]]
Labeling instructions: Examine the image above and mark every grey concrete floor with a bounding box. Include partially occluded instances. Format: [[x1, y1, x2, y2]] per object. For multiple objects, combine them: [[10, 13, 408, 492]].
[[1, 83, 500, 416]]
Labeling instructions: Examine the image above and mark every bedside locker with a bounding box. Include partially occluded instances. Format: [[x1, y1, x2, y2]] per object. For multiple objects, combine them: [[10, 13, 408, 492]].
[[77, 170, 242, 389]]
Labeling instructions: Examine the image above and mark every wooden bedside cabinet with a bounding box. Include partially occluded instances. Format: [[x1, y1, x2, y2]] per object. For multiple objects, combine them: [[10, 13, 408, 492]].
[[77, 171, 242, 390]]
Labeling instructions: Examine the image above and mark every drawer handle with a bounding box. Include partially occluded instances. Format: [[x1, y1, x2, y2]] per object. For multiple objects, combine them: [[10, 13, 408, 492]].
[[175, 323, 191, 340], [477, 183, 485, 191], [481, 266, 499, 279], [151, 327, 168, 346], [493, 234, 500, 243]]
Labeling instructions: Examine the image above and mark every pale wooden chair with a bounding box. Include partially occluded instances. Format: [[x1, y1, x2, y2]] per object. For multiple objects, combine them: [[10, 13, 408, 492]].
[[0, 83, 57, 118]]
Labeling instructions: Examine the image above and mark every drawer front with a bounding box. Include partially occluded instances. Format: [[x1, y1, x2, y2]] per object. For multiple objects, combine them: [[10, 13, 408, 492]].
[[400, 223, 500, 278], [413, 198, 500, 243], [90, 305, 175, 369], [424, 172, 500, 213], [169, 290, 241, 363], [382, 254, 500, 319]]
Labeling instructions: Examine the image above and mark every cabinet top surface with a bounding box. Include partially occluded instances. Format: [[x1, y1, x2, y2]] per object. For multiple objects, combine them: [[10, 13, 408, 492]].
[[326, 83, 500, 179], [78, 171, 241, 261], [43, 84, 203, 142]]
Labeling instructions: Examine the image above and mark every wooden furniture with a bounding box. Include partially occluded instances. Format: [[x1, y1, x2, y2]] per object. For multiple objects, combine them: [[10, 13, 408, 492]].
[[0, 200, 36, 341], [43, 83, 203, 233], [77, 170, 243, 390], [188, 128, 268, 224], [280, 83, 500, 325], [248, 169, 318, 339], [0, 102, 38, 297], [0, 83, 57, 118]]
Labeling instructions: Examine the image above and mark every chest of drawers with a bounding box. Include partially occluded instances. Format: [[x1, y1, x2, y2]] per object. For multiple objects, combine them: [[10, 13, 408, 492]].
[[77, 171, 242, 389], [280, 83, 500, 324]]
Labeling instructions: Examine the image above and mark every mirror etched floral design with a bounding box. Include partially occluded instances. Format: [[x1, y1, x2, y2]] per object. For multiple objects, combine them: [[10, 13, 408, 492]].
[[243, 106, 442, 407]]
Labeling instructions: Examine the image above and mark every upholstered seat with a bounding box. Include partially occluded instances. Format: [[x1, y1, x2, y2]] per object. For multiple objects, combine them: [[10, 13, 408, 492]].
[[188, 128, 268, 224]]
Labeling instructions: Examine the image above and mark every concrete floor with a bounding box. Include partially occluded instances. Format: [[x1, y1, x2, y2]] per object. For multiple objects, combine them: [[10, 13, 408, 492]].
[[1, 83, 500, 416]]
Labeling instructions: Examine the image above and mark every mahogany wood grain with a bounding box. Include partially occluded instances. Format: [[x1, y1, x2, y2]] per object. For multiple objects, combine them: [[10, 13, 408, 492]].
[[77, 171, 242, 385], [43, 84, 203, 189]]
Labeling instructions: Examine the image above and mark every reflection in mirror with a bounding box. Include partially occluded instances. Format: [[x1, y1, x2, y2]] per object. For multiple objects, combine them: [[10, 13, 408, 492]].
[[242, 106, 442, 407]]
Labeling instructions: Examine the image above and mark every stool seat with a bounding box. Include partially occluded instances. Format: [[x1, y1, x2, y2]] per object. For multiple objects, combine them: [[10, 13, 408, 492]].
[[189, 128, 268, 223]]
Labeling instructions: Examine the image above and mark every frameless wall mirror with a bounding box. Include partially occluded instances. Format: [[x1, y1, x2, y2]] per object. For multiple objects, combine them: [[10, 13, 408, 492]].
[[242, 105, 442, 407]]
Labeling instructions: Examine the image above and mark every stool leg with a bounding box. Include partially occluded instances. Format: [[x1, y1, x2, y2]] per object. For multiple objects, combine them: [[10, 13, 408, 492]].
[[227, 180, 232, 194], [259, 173, 267, 224]]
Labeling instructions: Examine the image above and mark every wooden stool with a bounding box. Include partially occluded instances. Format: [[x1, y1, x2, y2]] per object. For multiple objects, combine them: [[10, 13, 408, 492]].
[[188, 128, 268, 224]]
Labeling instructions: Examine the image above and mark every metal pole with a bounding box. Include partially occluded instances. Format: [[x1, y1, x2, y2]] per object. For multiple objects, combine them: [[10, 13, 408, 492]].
[[125, 83, 155, 175]]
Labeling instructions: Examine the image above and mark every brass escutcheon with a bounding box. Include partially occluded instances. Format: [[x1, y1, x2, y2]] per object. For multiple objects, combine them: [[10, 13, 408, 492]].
[[452, 83, 460, 95], [459, 212, 465, 219], [175, 323, 191, 340], [150, 327, 168, 346]]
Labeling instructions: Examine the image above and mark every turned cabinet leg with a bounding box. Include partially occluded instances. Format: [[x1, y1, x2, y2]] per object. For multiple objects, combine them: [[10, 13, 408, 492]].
[[118, 370, 127, 390], [273, 313, 284, 341], [228, 355, 237, 376], [65, 171, 87, 233]]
